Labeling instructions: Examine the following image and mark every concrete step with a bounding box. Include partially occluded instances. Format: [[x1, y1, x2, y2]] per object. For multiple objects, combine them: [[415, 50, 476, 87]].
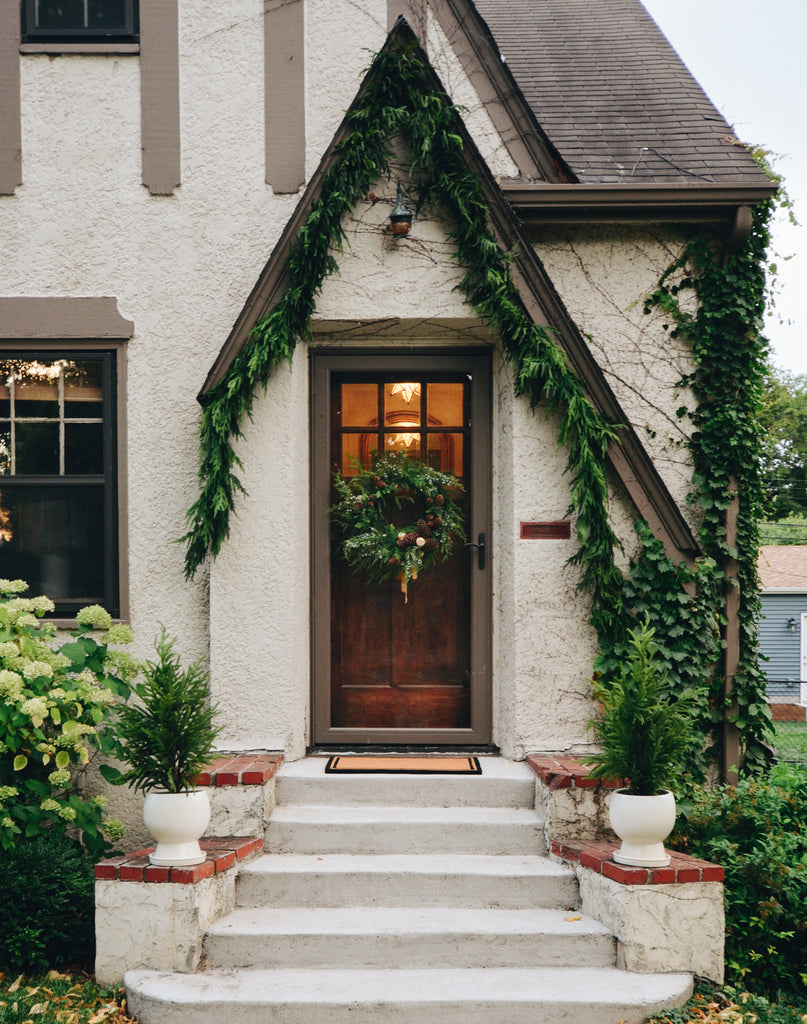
[[236, 852, 578, 908], [126, 966, 694, 1024], [203, 905, 615, 970], [264, 804, 546, 855], [274, 756, 536, 808]]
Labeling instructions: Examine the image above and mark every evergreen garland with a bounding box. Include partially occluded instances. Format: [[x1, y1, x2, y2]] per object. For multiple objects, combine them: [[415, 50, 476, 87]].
[[182, 34, 622, 638]]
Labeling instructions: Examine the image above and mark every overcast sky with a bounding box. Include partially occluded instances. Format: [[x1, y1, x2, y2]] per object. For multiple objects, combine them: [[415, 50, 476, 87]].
[[640, 0, 806, 375]]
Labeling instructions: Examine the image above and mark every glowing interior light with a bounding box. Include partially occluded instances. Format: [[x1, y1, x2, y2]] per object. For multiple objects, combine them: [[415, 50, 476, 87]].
[[389, 382, 421, 404]]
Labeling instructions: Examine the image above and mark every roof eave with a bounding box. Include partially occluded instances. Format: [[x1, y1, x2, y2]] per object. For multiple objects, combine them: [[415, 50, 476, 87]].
[[503, 181, 779, 225]]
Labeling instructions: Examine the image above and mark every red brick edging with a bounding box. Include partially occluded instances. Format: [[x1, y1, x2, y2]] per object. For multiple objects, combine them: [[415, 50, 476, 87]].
[[193, 753, 283, 787], [526, 755, 621, 789], [552, 839, 724, 886], [95, 836, 263, 884]]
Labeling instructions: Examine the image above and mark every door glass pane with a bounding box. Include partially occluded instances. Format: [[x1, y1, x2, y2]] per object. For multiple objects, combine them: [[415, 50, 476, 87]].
[[427, 383, 464, 427], [0, 485, 105, 602], [341, 384, 378, 427], [384, 431, 421, 455], [384, 382, 421, 425], [427, 432, 463, 475], [341, 433, 373, 475]]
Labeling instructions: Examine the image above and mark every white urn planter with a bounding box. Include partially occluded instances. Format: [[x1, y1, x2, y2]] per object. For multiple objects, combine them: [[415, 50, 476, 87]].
[[142, 789, 211, 866], [608, 789, 676, 867]]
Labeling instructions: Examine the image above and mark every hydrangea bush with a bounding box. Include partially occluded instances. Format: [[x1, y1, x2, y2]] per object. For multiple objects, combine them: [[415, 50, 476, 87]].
[[0, 579, 138, 859]]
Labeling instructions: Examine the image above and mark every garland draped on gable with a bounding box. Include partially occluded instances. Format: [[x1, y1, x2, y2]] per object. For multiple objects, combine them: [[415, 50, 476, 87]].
[[182, 34, 624, 639]]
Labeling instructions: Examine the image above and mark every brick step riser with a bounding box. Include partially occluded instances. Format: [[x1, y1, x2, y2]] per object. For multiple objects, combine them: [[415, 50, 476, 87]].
[[274, 776, 536, 808], [203, 930, 615, 971], [235, 870, 578, 909], [264, 821, 546, 856]]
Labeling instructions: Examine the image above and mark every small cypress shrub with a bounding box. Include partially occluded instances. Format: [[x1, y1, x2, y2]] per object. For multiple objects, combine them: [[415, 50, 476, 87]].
[[0, 832, 95, 974]]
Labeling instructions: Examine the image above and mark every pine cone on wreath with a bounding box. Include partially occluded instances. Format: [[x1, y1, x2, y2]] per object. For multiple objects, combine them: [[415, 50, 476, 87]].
[[403, 531, 418, 545], [424, 538, 439, 551]]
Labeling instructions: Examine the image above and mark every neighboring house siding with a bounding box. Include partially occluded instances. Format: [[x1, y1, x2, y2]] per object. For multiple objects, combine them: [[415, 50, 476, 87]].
[[760, 593, 806, 701]]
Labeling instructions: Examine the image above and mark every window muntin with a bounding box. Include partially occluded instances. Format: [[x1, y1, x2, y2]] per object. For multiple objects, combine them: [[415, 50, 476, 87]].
[[0, 354, 118, 618], [21, 0, 138, 42]]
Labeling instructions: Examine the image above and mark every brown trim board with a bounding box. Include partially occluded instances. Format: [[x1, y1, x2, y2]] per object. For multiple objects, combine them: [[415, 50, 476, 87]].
[[265, 0, 305, 193], [202, 18, 700, 565], [0, 2, 22, 195], [140, 0, 180, 195]]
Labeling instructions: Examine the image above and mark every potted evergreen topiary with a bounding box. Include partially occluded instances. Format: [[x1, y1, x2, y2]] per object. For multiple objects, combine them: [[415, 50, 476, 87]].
[[585, 617, 695, 867], [102, 627, 221, 866]]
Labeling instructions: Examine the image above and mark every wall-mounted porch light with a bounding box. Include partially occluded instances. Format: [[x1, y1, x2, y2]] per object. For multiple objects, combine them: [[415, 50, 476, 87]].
[[788, 616, 798, 633], [388, 181, 413, 235]]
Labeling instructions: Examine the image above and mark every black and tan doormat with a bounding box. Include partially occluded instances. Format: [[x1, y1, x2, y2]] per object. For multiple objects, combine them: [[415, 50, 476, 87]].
[[325, 755, 482, 774]]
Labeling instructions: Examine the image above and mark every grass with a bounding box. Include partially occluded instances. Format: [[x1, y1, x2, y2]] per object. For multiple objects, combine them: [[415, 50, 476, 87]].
[[775, 720, 807, 763], [0, 972, 134, 1024]]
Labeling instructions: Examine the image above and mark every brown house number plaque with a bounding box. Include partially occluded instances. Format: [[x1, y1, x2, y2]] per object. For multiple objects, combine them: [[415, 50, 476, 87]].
[[520, 521, 571, 540]]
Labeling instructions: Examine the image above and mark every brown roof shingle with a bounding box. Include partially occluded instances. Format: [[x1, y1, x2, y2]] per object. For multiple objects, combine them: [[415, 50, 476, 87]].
[[473, 0, 770, 185]]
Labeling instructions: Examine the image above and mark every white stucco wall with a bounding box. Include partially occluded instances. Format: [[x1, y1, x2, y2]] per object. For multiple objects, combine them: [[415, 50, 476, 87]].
[[3, 0, 696, 781]]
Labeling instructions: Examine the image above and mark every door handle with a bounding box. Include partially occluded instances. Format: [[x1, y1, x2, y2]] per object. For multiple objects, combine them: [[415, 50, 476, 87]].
[[463, 532, 486, 570]]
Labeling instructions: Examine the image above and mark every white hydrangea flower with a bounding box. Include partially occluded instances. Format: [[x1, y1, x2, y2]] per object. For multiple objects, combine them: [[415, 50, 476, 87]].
[[0, 579, 28, 594], [92, 794, 108, 808], [40, 798, 60, 812], [102, 623, 134, 646], [15, 612, 39, 628], [48, 769, 71, 787], [23, 660, 54, 680], [30, 595, 55, 614], [0, 786, 19, 801], [0, 642, 18, 658], [75, 604, 112, 630], [57, 805, 77, 821], [1, 817, 14, 829], [0, 670, 23, 700], [20, 696, 49, 725], [103, 818, 125, 841]]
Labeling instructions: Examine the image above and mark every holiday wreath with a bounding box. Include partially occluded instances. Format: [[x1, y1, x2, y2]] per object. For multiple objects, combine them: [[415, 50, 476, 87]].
[[330, 451, 465, 601]]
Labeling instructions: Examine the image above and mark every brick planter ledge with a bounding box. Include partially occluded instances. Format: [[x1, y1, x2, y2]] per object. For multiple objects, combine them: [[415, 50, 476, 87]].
[[194, 752, 283, 787], [95, 836, 263, 884], [551, 839, 724, 886], [526, 754, 620, 789]]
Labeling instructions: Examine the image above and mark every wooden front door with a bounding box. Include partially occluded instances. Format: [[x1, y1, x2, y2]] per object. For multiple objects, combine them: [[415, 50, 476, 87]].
[[311, 352, 491, 746]]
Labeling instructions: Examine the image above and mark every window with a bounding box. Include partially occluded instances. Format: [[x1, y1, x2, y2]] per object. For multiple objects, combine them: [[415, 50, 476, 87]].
[[21, 0, 138, 42], [0, 353, 118, 618]]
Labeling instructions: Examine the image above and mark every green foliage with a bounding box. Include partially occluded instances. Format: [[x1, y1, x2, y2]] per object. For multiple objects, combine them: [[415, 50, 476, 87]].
[[0, 580, 136, 860], [671, 764, 807, 999], [760, 366, 807, 523], [0, 832, 95, 974], [330, 452, 465, 588], [586, 617, 696, 794], [597, 523, 723, 785], [104, 627, 220, 794], [760, 512, 807, 546], [181, 30, 623, 639], [644, 190, 777, 772]]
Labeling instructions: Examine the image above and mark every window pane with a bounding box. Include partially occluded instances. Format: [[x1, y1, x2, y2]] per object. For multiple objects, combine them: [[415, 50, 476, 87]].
[[341, 384, 377, 427], [385, 431, 421, 455], [15, 423, 59, 475], [340, 433, 374, 475], [427, 383, 464, 428], [0, 430, 9, 475], [88, 0, 128, 30], [65, 423, 103, 474], [64, 361, 103, 418], [36, 0, 86, 30], [0, 486, 105, 603]]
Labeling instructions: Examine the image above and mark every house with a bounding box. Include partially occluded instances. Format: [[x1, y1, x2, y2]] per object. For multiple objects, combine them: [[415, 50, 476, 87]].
[[0, 0, 773, 1014], [759, 545, 807, 720]]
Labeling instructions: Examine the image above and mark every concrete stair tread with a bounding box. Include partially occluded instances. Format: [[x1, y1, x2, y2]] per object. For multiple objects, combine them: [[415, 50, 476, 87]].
[[268, 804, 541, 823], [126, 966, 693, 1023], [208, 905, 611, 937], [241, 851, 569, 876]]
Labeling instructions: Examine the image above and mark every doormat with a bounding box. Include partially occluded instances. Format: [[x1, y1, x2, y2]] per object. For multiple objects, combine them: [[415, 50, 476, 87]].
[[325, 755, 481, 774]]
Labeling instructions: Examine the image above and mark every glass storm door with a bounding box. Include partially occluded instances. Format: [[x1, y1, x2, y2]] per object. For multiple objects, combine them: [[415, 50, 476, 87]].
[[311, 353, 491, 746]]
